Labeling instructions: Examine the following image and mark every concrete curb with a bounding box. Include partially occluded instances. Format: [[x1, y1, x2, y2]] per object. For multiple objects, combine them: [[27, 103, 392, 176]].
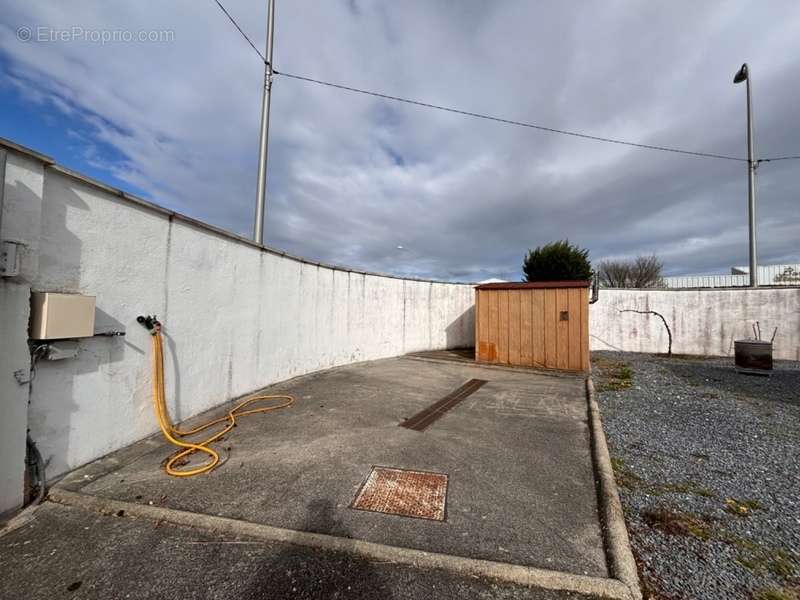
[[585, 377, 643, 600], [50, 488, 632, 599], [0, 503, 42, 538]]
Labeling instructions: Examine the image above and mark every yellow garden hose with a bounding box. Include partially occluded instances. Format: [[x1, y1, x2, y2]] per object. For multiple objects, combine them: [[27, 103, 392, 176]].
[[149, 322, 294, 477]]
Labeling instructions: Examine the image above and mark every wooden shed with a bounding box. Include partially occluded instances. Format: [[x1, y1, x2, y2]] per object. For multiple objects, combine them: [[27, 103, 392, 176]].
[[474, 281, 590, 372]]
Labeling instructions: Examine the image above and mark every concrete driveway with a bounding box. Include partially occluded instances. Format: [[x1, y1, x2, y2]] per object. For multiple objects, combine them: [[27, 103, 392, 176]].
[[2, 356, 629, 599]]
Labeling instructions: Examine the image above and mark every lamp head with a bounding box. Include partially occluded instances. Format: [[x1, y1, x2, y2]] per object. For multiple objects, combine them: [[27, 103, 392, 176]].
[[733, 63, 748, 84]]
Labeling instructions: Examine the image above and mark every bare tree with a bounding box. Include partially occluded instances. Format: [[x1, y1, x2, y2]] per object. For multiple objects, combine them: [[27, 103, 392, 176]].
[[597, 261, 631, 288], [598, 255, 665, 288], [629, 255, 665, 288]]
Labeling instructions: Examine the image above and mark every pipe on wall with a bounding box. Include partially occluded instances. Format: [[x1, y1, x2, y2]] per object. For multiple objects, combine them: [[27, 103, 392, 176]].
[[589, 274, 600, 304]]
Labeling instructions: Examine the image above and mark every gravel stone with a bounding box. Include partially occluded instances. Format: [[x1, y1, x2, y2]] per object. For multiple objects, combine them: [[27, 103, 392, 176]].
[[593, 351, 800, 600]]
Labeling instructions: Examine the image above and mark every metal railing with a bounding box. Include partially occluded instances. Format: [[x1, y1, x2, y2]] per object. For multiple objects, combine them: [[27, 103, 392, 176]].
[[663, 264, 800, 288]]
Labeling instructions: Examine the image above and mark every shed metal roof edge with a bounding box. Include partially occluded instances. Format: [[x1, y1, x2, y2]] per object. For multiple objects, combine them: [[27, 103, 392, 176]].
[[475, 281, 591, 290]]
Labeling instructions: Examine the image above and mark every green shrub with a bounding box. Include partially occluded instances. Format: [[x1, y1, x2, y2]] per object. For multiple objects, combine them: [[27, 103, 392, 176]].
[[522, 240, 592, 282]]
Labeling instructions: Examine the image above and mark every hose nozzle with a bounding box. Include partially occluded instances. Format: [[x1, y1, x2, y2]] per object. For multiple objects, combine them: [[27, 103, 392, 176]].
[[136, 315, 161, 335]]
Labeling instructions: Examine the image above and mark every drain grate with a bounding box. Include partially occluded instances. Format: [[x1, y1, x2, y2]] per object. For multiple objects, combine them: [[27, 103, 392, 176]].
[[350, 466, 448, 521], [400, 379, 487, 431]]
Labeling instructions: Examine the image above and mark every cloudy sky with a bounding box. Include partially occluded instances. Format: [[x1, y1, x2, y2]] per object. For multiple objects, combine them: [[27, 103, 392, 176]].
[[1, 1, 798, 281]]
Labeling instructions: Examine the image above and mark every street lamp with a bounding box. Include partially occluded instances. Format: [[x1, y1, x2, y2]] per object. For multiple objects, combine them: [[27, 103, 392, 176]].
[[733, 63, 758, 287]]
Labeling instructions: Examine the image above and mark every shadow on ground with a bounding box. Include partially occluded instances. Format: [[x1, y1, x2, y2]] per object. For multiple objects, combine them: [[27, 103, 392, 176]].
[[0, 502, 600, 599], [245, 499, 391, 599]]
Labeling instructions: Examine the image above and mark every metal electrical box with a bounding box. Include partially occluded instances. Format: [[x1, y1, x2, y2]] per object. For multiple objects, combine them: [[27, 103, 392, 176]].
[[30, 292, 96, 340]]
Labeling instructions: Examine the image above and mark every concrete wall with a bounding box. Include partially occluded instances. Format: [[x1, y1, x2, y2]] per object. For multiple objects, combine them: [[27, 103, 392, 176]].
[[590, 288, 800, 361], [0, 148, 47, 516], [0, 140, 474, 513], [6, 134, 798, 517]]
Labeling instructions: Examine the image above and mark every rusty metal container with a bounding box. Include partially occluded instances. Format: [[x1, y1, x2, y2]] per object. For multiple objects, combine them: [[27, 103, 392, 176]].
[[734, 339, 773, 374]]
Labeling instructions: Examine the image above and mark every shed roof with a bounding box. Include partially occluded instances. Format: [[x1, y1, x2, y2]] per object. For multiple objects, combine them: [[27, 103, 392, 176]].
[[474, 281, 590, 290]]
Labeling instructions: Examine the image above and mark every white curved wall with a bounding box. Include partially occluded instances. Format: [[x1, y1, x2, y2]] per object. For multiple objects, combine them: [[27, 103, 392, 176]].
[[590, 288, 800, 360], [4, 138, 800, 515], [1, 142, 474, 503]]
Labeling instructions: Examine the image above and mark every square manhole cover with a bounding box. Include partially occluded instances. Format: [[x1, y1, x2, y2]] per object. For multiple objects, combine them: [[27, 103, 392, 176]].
[[351, 466, 448, 521]]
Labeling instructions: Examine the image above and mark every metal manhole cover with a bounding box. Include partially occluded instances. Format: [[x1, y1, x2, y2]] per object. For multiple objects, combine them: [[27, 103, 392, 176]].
[[350, 466, 448, 521]]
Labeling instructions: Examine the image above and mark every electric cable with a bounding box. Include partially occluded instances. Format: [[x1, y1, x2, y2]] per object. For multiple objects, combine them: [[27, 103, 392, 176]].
[[25, 344, 49, 506], [273, 70, 746, 162], [758, 155, 800, 163], [211, 0, 266, 63], [148, 321, 294, 477], [210, 0, 799, 164], [25, 434, 46, 506]]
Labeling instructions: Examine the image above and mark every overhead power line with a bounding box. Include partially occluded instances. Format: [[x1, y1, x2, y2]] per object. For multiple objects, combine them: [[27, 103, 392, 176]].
[[212, 0, 266, 63], [211, 0, 800, 164], [274, 70, 745, 162], [758, 155, 800, 163]]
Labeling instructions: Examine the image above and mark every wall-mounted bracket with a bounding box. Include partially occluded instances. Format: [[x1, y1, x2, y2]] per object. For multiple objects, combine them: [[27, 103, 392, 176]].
[[0, 240, 22, 277], [45, 341, 79, 361]]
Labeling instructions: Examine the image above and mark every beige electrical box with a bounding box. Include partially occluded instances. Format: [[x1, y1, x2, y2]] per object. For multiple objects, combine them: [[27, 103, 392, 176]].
[[30, 292, 96, 340]]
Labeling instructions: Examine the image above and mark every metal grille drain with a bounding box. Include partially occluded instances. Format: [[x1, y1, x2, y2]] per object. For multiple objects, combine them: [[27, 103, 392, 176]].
[[350, 467, 448, 521], [400, 379, 488, 431]]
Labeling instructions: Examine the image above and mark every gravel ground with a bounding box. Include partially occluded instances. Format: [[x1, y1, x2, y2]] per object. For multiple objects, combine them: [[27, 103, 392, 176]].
[[593, 351, 800, 600]]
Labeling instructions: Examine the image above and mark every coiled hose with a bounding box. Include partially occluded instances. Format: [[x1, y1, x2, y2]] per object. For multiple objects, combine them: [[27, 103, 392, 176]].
[[150, 324, 294, 477]]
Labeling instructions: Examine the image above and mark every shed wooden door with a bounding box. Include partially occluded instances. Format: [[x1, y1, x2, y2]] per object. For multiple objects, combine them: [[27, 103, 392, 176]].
[[475, 284, 589, 372]]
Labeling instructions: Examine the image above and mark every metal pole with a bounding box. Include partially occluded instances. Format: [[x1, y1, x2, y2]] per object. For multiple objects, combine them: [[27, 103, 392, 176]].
[[253, 0, 276, 244], [744, 67, 758, 287], [0, 149, 6, 238]]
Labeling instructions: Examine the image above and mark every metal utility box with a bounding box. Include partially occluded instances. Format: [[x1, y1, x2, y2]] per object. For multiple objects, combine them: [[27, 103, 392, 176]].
[[475, 281, 590, 372], [30, 292, 95, 340]]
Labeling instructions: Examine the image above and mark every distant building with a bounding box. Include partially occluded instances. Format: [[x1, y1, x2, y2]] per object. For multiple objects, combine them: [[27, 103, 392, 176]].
[[478, 278, 509, 284], [663, 263, 800, 288]]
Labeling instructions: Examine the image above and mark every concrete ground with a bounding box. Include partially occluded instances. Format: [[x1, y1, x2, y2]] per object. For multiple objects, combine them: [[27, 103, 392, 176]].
[[1, 503, 601, 600], [3, 356, 616, 599]]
